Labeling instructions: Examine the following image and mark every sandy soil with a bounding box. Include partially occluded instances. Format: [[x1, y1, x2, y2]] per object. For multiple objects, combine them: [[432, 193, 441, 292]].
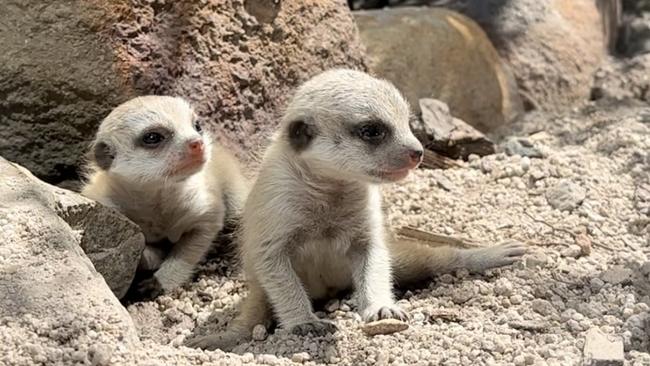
[[118, 101, 650, 365]]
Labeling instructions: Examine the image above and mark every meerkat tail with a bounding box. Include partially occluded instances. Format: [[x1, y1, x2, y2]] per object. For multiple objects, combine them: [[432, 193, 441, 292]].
[[187, 280, 272, 351], [389, 239, 528, 286]]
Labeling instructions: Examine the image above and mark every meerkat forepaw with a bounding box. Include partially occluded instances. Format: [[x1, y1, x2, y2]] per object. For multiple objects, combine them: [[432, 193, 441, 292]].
[[134, 276, 165, 300], [289, 319, 338, 336], [362, 305, 408, 323], [465, 240, 528, 273]]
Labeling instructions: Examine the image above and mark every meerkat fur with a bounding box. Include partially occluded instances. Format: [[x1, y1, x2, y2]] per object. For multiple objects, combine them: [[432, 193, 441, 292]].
[[188, 69, 527, 350], [82, 95, 249, 295]]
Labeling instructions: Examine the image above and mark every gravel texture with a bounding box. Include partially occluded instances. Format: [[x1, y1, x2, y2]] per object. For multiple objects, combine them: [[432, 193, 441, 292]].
[[117, 101, 650, 365]]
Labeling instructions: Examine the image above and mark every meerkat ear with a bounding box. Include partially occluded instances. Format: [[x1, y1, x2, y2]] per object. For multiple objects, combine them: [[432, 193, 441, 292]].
[[287, 120, 315, 152], [91, 141, 115, 170]]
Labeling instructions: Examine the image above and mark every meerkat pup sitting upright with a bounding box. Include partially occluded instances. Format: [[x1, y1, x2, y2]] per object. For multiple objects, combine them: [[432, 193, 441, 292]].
[[189, 69, 527, 350], [82, 96, 249, 296]]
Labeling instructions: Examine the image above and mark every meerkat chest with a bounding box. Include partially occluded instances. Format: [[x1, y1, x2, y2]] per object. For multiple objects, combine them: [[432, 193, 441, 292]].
[[121, 186, 223, 244]]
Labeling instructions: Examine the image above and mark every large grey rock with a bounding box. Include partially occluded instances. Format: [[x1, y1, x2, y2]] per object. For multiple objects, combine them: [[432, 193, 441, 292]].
[[0, 0, 366, 183], [0, 157, 144, 298], [354, 7, 522, 132], [0, 156, 140, 365]]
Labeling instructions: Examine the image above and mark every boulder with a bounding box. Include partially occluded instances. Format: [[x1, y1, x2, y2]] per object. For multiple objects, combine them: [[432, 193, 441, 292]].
[[0, 0, 366, 184], [0, 156, 140, 365], [0, 157, 144, 299], [354, 7, 522, 132], [426, 0, 609, 111]]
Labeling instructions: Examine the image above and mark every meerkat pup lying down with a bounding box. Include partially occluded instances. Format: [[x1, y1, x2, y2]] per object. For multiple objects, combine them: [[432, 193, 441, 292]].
[[188, 69, 527, 350], [82, 96, 249, 296]]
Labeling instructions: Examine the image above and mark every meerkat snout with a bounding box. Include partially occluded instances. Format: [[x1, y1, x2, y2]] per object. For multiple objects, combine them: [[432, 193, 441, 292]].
[[280, 69, 423, 183]]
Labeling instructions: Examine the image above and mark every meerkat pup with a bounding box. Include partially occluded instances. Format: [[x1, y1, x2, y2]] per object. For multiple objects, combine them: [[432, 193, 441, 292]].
[[189, 69, 526, 350], [82, 96, 249, 296]]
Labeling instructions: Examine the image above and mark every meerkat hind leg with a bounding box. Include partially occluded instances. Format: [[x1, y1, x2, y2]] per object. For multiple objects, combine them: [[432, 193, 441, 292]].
[[187, 280, 273, 351], [389, 239, 527, 286]]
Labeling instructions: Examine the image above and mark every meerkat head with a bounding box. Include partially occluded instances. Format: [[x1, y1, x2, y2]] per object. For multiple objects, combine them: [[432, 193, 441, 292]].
[[89, 96, 211, 183], [280, 69, 423, 184]]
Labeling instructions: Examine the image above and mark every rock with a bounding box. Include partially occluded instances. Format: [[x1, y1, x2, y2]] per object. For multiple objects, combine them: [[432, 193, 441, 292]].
[[291, 352, 311, 363], [452, 286, 476, 304], [494, 278, 514, 296], [354, 7, 522, 132], [583, 328, 624, 366], [503, 137, 545, 158], [601, 266, 634, 285], [508, 320, 550, 332], [0, 0, 365, 183], [545, 180, 587, 211], [0, 157, 139, 364], [525, 252, 549, 268], [361, 318, 409, 336], [252, 324, 268, 341], [426, 308, 461, 322], [412, 99, 496, 160], [430, 0, 607, 111], [531, 299, 556, 316], [325, 299, 341, 313], [0, 157, 143, 298]]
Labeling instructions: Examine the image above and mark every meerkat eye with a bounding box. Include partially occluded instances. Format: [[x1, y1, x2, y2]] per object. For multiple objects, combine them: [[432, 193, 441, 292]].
[[141, 132, 165, 147], [193, 120, 202, 133], [356, 121, 388, 144]]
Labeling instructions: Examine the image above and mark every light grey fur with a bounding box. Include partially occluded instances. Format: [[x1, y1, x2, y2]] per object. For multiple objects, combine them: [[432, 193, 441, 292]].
[[82, 96, 249, 293], [188, 69, 527, 350]]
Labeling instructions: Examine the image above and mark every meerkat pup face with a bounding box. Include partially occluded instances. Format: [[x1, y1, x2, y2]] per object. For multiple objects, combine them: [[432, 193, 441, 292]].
[[91, 96, 211, 183], [281, 69, 424, 183]]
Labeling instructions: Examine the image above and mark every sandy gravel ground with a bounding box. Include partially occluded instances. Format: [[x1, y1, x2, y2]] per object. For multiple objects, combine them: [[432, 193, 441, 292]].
[[118, 102, 650, 365]]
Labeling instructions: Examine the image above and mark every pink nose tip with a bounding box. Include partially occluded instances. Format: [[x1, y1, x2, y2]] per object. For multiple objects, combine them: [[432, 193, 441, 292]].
[[188, 139, 204, 155], [408, 149, 424, 164]]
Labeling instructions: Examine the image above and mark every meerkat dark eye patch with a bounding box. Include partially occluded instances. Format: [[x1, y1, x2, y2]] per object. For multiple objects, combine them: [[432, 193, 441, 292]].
[[355, 120, 391, 145], [288, 120, 315, 152], [193, 120, 202, 133], [136, 126, 172, 149], [93, 141, 115, 170]]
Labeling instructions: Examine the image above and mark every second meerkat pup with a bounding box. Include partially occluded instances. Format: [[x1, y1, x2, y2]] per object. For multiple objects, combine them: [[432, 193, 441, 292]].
[[82, 96, 249, 297], [189, 69, 527, 350]]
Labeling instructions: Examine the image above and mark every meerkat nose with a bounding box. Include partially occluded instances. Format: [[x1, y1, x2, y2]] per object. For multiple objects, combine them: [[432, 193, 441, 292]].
[[408, 149, 424, 165], [187, 139, 205, 156]]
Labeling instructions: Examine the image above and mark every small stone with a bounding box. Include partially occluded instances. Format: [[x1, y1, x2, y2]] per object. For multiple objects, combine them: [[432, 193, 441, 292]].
[[362, 318, 409, 336], [412, 312, 426, 323], [531, 299, 555, 316], [431, 171, 456, 191], [325, 299, 340, 313], [590, 277, 605, 291], [561, 245, 582, 258], [509, 320, 549, 332], [583, 328, 624, 366], [291, 352, 311, 363], [452, 287, 475, 304], [503, 137, 544, 158], [545, 179, 586, 211], [510, 295, 523, 305], [525, 252, 549, 268], [252, 324, 268, 341], [258, 354, 280, 365], [601, 266, 634, 285], [427, 308, 461, 322], [494, 278, 514, 296]]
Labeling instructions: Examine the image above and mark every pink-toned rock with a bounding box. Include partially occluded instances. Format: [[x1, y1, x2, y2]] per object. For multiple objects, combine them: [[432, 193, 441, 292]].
[[0, 0, 365, 183]]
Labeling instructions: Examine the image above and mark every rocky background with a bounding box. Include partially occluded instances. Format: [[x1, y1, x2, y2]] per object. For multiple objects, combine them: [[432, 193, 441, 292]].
[[1, 0, 650, 365]]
